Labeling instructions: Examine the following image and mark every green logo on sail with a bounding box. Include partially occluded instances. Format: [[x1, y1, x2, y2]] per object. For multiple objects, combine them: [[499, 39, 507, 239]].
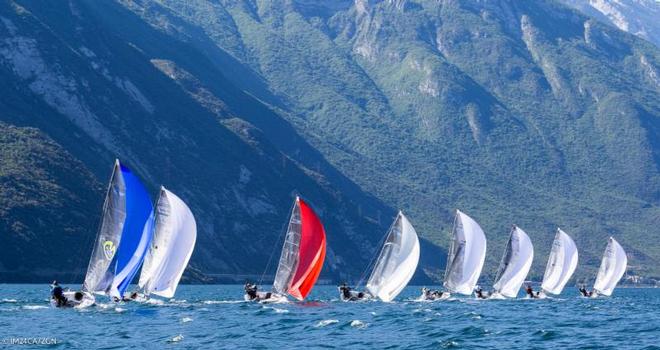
[[103, 241, 116, 260]]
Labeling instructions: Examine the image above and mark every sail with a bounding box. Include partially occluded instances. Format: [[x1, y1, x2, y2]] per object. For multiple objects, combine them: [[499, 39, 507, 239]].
[[107, 163, 154, 298], [593, 237, 627, 296], [272, 197, 326, 300], [492, 226, 534, 298], [366, 212, 420, 302], [443, 210, 487, 295], [138, 187, 197, 298], [541, 228, 579, 295], [272, 199, 302, 296], [82, 160, 126, 293]]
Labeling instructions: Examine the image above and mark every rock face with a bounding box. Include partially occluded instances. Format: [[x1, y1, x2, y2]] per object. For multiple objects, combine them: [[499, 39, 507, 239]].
[[560, 0, 660, 47], [0, 0, 395, 284], [0, 0, 658, 283]]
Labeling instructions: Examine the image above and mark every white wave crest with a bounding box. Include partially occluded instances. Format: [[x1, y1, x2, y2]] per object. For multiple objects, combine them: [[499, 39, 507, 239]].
[[315, 319, 339, 327]]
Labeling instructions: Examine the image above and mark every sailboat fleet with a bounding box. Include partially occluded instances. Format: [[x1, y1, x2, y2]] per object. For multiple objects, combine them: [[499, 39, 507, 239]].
[[51, 160, 629, 308], [50, 160, 197, 308]]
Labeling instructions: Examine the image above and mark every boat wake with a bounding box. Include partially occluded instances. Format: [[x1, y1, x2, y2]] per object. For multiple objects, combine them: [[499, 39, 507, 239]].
[[22, 305, 48, 310], [202, 300, 245, 305], [262, 305, 289, 314], [315, 319, 339, 327]]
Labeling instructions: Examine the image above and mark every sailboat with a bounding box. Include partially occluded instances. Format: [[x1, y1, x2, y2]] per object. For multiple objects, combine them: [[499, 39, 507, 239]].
[[136, 187, 197, 300], [538, 228, 578, 298], [591, 237, 627, 297], [341, 211, 420, 302], [246, 196, 326, 302], [437, 210, 487, 298], [53, 159, 153, 308], [489, 225, 534, 299]]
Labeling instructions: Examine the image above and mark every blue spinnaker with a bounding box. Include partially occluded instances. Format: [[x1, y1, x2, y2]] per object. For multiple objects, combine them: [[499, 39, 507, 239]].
[[109, 164, 153, 298]]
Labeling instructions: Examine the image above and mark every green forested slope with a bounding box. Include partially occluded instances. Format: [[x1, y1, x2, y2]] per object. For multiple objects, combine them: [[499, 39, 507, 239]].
[[0, 0, 658, 284], [117, 0, 660, 281]]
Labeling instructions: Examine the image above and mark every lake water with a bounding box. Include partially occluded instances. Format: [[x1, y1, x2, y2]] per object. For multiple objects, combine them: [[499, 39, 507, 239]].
[[0, 285, 658, 349]]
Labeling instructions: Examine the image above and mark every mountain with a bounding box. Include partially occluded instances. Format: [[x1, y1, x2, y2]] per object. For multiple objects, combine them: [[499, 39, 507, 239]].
[[0, 0, 658, 285], [559, 0, 660, 47], [0, 0, 413, 284]]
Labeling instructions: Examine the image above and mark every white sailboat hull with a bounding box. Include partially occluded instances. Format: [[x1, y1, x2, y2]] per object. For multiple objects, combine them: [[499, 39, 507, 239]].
[[50, 291, 95, 309]]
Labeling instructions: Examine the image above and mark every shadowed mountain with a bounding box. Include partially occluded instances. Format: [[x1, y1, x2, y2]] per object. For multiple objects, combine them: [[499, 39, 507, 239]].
[[0, 0, 658, 285]]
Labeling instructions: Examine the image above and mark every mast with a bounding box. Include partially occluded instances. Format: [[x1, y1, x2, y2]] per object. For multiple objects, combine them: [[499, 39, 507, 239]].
[[356, 212, 400, 289], [82, 159, 123, 293], [492, 225, 534, 297], [365, 212, 420, 301], [442, 210, 486, 295], [272, 197, 302, 295], [364, 212, 401, 285], [492, 225, 516, 293], [443, 211, 459, 291]]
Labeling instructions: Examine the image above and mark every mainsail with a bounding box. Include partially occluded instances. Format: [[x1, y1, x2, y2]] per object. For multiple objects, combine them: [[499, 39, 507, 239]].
[[540, 228, 578, 295], [592, 237, 627, 296], [443, 210, 487, 295], [138, 187, 197, 298], [272, 197, 326, 300], [82, 160, 125, 294], [81, 160, 153, 298], [365, 212, 420, 302], [492, 226, 534, 298]]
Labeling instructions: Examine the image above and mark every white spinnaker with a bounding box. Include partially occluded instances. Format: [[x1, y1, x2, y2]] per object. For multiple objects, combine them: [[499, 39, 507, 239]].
[[138, 187, 197, 298], [593, 237, 627, 296], [492, 226, 534, 298], [443, 210, 487, 295], [366, 212, 420, 302], [541, 229, 578, 295]]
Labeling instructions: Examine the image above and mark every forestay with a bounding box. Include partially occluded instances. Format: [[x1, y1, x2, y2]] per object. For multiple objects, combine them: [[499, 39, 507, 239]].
[[443, 210, 487, 295], [541, 229, 578, 295], [273, 197, 326, 300], [492, 226, 534, 298], [593, 237, 627, 296], [366, 212, 420, 302], [138, 187, 197, 298]]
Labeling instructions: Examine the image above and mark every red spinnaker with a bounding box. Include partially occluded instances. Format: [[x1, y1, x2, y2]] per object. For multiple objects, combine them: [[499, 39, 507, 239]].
[[288, 199, 326, 300]]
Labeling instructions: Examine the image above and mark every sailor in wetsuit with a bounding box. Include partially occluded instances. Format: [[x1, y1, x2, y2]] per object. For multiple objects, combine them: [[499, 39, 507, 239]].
[[421, 287, 432, 300], [578, 285, 593, 297], [525, 284, 537, 299], [420, 287, 448, 300], [50, 281, 68, 307], [338, 283, 366, 301], [121, 292, 140, 302], [474, 286, 488, 299], [244, 281, 272, 301]]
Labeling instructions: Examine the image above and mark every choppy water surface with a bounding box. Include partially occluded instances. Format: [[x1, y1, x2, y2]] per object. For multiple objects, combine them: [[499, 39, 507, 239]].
[[0, 285, 658, 349]]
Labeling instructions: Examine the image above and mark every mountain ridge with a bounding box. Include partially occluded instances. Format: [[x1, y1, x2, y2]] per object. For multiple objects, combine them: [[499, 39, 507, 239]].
[[0, 0, 658, 286], [560, 0, 660, 48]]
